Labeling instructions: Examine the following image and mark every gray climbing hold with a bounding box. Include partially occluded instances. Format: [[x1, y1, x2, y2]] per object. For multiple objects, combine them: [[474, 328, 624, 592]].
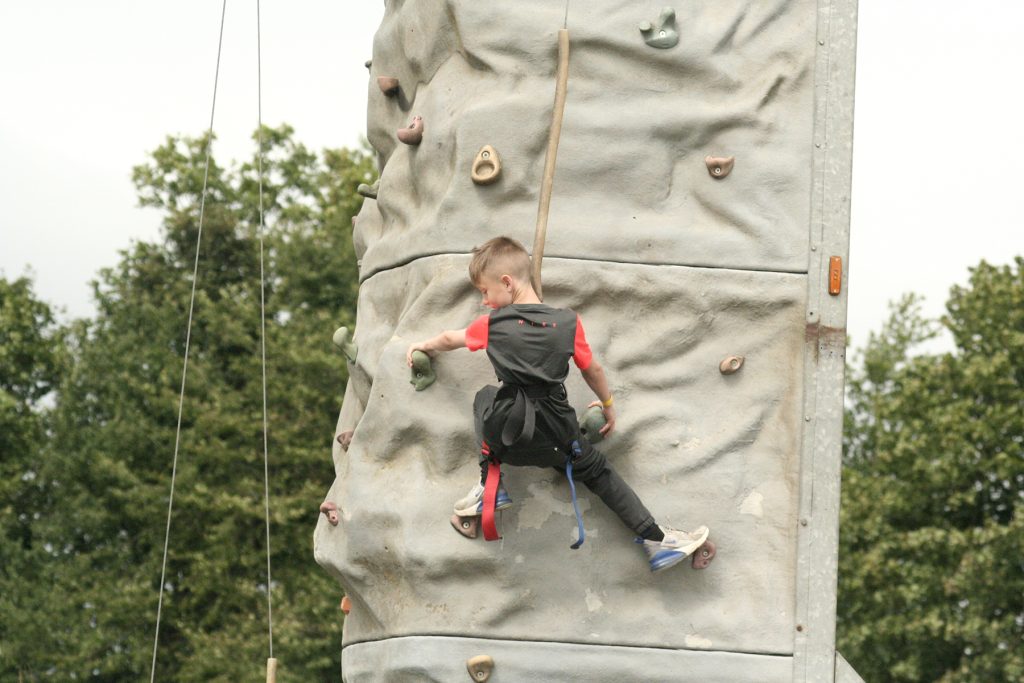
[[332, 326, 358, 364], [639, 7, 679, 49], [466, 655, 494, 682], [357, 179, 379, 200], [397, 116, 424, 145], [471, 145, 502, 185], [578, 405, 607, 444], [719, 355, 744, 375], [705, 155, 735, 179], [364, 59, 372, 70], [409, 350, 436, 391]]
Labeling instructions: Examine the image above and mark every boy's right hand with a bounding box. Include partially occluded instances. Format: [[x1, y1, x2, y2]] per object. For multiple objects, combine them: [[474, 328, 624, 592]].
[[588, 401, 616, 436]]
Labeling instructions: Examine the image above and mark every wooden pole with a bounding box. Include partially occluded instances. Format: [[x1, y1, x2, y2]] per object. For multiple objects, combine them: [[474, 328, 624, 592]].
[[531, 28, 570, 301], [266, 657, 278, 683]]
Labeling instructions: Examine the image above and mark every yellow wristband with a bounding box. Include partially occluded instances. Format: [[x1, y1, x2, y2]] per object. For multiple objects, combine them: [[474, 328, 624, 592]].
[[601, 395, 614, 408]]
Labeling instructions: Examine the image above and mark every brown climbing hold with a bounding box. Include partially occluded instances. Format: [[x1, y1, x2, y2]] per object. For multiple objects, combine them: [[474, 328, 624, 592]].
[[397, 116, 424, 145], [705, 156, 735, 179], [466, 654, 494, 682], [692, 540, 717, 570], [340, 595, 352, 615], [377, 76, 399, 96], [336, 430, 354, 451], [320, 501, 339, 526], [719, 355, 744, 375], [471, 145, 502, 185], [450, 514, 479, 539]]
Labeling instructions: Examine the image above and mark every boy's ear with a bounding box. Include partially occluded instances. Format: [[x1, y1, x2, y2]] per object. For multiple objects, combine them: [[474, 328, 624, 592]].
[[500, 274, 513, 290]]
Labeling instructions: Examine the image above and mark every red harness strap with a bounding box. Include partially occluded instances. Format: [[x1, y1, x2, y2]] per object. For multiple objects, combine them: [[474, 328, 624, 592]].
[[481, 442, 502, 541]]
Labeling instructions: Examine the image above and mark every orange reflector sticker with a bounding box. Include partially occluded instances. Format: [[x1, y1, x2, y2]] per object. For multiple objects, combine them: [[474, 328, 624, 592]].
[[828, 256, 842, 295]]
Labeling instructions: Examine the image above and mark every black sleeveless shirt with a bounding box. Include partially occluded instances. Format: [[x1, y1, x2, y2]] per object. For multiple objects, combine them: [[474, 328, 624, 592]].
[[466, 304, 593, 449]]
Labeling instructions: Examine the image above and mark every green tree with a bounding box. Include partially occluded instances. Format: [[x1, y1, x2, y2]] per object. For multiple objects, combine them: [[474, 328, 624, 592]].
[[30, 125, 374, 680], [839, 259, 1024, 682], [0, 276, 68, 681]]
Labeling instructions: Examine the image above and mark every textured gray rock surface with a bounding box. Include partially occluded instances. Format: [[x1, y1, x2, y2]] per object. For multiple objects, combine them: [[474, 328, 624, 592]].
[[314, 0, 858, 680], [342, 636, 795, 683]]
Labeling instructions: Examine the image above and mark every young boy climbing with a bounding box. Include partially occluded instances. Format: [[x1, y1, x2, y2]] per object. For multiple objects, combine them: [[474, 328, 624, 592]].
[[406, 236, 709, 572]]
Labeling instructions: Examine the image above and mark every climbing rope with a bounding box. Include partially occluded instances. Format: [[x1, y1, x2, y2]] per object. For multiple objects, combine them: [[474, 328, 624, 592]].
[[530, 1, 572, 300], [256, 0, 278, 673], [150, 2, 278, 680], [149, 2, 227, 680]]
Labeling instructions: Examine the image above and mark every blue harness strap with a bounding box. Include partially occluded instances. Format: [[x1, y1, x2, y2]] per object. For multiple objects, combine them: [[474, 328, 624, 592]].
[[567, 441, 586, 549]]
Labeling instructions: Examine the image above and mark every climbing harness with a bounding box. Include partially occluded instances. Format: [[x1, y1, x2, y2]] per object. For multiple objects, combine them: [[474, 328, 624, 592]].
[[150, 2, 278, 681], [478, 435, 587, 550], [481, 452, 502, 542], [498, 382, 564, 447]]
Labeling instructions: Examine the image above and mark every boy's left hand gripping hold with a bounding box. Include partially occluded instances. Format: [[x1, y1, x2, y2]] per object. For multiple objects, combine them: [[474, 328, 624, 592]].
[[408, 350, 436, 391]]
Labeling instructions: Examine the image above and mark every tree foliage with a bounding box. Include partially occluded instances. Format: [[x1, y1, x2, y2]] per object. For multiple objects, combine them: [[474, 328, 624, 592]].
[[0, 277, 68, 681], [9, 120, 1020, 682], [839, 259, 1024, 682], [1, 126, 375, 681]]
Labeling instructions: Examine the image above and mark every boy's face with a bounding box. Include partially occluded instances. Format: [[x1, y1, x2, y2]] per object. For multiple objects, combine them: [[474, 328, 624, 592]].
[[475, 272, 514, 309]]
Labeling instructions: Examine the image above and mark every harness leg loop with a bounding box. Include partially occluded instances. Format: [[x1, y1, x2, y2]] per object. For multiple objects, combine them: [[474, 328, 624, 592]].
[[567, 441, 586, 549]]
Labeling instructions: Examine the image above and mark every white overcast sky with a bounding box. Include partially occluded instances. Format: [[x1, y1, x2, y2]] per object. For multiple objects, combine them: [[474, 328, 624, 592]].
[[1, 1, 1021, 351]]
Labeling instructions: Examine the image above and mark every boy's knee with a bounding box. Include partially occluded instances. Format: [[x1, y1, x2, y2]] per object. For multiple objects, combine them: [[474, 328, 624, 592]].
[[569, 440, 608, 482]]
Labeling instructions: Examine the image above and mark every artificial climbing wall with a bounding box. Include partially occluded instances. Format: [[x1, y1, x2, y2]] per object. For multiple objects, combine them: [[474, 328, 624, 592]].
[[315, 1, 860, 681]]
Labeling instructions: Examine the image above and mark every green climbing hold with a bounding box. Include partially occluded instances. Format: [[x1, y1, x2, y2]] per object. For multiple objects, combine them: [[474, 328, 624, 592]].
[[357, 179, 379, 200], [639, 7, 679, 49], [578, 405, 607, 444], [409, 350, 436, 391], [332, 326, 358, 364]]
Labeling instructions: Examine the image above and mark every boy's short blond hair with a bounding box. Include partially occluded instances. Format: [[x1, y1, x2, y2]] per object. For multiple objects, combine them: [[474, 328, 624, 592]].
[[468, 236, 532, 284]]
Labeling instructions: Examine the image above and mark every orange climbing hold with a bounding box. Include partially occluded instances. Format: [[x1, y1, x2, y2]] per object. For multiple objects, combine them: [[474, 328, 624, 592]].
[[450, 513, 479, 539], [466, 654, 494, 682], [377, 76, 399, 96], [719, 355, 744, 375], [320, 501, 339, 526], [705, 155, 735, 178], [692, 540, 717, 570], [471, 145, 502, 185], [397, 116, 424, 145]]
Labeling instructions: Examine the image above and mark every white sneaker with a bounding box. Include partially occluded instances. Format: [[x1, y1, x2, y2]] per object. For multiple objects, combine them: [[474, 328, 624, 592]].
[[637, 525, 710, 572], [453, 480, 512, 517]]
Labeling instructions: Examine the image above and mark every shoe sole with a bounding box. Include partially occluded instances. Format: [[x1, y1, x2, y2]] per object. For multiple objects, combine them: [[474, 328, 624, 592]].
[[650, 526, 711, 573], [650, 551, 688, 572]]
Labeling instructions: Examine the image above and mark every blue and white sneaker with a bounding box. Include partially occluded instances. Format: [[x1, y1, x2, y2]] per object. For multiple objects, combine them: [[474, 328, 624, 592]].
[[453, 480, 512, 517], [637, 525, 710, 572]]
